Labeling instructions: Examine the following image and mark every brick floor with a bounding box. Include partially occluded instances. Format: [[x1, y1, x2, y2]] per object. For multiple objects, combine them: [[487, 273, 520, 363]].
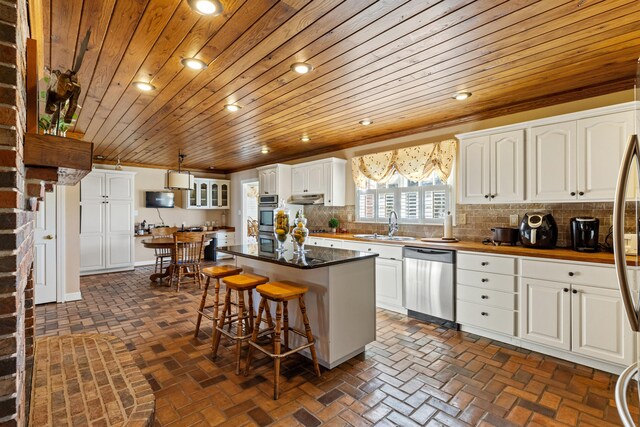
[[36, 265, 639, 426]]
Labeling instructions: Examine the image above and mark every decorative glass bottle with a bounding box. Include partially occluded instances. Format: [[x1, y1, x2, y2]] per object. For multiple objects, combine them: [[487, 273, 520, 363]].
[[273, 203, 290, 253], [291, 210, 309, 254]]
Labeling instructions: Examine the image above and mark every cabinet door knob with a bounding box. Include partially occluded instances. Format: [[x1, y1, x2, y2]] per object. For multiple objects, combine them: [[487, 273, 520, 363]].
[[568, 272, 574, 277], [481, 278, 488, 283], [484, 194, 489, 199], [490, 194, 495, 199], [481, 262, 488, 266], [572, 289, 578, 294], [44, 235, 54, 240], [481, 295, 488, 299], [563, 288, 569, 292], [481, 312, 488, 316], [578, 191, 584, 196], [570, 191, 576, 196]]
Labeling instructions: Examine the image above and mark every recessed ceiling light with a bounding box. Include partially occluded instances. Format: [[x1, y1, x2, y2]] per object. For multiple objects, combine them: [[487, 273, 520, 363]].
[[94, 155, 106, 160], [290, 62, 313, 74], [453, 91, 472, 101], [181, 57, 207, 70], [187, 0, 223, 15], [224, 104, 241, 112], [133, 81, 156, 92], [301, 135, 310, 142], [261, 147, 269, 154], [208, 166, 215, 170], [359, 119, 372, 126]]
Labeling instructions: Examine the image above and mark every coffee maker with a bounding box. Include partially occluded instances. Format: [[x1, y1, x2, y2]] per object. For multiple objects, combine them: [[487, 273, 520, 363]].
[[570, 217, 599, 252]]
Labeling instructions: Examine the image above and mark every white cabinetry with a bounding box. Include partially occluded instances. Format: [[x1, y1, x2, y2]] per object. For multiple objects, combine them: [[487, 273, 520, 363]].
[[215, 230, 235, 260], [292, 163, 324, 195], [257, 164, 292, 200], [456, 252, 518, 336], [459, 130, 524, 203], [312, 237, 404, 313], [184, 178, 230, 209], [520, 258, 634, 366], [528, 110, 634, 202], [576, 111, 635, 200], [80, 170, 135, 275], [458, 103, 636, 203], [291, 158, 346, 206]]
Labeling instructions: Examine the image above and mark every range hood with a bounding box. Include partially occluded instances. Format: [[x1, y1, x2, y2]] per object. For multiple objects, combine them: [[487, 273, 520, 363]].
[[287, 194, 325, 205]]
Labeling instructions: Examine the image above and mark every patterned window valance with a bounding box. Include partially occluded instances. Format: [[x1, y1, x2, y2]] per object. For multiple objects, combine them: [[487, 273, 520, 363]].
[[352, 139, 457, 189]]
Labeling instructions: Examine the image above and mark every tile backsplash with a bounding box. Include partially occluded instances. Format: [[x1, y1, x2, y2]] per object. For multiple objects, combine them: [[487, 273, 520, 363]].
[[304, 202, 634, 248]]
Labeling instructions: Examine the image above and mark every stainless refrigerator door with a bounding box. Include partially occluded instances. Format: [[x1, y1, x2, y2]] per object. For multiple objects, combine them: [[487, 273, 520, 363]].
[[614, 56, 640, 427]]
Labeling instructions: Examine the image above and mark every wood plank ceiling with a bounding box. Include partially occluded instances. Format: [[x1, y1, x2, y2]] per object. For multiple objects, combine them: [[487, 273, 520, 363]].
[[42, 0, 640, 173]]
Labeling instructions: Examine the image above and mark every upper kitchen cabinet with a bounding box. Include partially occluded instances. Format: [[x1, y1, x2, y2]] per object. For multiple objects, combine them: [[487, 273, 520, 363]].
[[257, 164, 292, 200], [577, 111, 635, 200], [459, 130, 525, 204], [529, 110, 634, 202], [528, 121, 577, 202], [291, 158, 346, 206], [183, 178, 231, 209]]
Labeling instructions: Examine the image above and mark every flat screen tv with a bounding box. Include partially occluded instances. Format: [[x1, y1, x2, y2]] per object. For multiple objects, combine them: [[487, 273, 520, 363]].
[[146, 191, 174, 208]]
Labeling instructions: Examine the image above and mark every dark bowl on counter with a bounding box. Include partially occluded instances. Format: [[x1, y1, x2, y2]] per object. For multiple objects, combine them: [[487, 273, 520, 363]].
[[491, 227, 520, 246]]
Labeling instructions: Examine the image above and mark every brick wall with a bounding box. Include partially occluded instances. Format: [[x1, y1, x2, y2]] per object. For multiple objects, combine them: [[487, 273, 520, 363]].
[[305, 202, 622, 248], [0, 0, 36, 425]]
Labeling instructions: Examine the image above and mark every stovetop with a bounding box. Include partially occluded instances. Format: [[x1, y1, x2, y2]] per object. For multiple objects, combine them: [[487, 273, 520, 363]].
[[310, 229, 327, 233]]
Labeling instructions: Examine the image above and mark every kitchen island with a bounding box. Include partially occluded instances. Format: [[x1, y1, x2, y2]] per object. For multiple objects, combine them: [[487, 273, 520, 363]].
[[218, 243, 377, 369]]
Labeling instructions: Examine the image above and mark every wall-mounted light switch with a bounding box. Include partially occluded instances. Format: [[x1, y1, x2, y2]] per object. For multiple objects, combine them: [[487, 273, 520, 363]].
[[458, 213, 466, 225], [510, 214, 519, 226]]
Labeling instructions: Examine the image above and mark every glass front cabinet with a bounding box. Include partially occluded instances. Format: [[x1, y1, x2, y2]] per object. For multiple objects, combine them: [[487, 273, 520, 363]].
[[183, 179, 230, 210]]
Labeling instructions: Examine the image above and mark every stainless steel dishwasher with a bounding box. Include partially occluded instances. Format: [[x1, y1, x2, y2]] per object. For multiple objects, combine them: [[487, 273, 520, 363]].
[[403, 247, 456, 327]]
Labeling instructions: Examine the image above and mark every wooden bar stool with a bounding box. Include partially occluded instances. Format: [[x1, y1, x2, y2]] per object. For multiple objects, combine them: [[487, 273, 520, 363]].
[[194, 265, 243, 338], [245, 281, 321, 400], [212, 273, 269, 375]]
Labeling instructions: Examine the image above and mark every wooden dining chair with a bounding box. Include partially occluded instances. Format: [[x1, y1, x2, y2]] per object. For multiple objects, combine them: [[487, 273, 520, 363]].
[[170, 232, 205, 292], [151, 227, 178, 275]]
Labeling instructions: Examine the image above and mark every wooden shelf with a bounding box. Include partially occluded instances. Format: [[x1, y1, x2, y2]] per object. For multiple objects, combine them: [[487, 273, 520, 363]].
[[24, 133, 93, 185]]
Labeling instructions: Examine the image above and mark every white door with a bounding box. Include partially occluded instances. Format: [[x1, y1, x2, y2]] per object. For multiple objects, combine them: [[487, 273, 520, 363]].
[[323, 162, 334, 205], [291, 166, 306, 194], [80, 200, 105, 271], [571, 285, 634, 365], [210, 181, 220, 208], [267, 170, 277, 195], [196, 179, 209, 208], [219, 182, 229, 208], [528, 121, 577, 201], [34, 189, 57, 304], [577, 111, 635, 200], [375, 258, 404, 313], [459, 137, 491, 203], [105, 200, 133, 268], [80, 171, 105, 200], [258, 170, 268, 195], [306, 164, 325, 194], [490, 130, 525, 202], [520, 278, 571, 350], [106, 174, 133, 199]]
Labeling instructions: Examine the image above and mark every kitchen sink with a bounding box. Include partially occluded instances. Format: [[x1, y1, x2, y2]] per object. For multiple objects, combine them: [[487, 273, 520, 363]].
[[352, 234, 416, 241]]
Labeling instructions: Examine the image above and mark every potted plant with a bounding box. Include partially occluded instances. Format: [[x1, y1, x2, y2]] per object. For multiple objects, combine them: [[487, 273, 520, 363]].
[[328, 217, 339, 233]]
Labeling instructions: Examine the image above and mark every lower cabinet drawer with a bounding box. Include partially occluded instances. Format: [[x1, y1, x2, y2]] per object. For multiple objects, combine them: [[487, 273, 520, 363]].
[[456, 300, 516, 336], [457, 269, 517, 293], [457, 285, 516, 310]]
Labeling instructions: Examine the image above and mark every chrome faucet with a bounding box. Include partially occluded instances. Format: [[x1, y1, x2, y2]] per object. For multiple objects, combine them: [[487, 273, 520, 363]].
[[388, 210, 399, 237]]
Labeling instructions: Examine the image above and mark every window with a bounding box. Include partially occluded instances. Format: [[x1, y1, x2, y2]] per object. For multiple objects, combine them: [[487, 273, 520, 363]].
[[355, 170, 452, 224]]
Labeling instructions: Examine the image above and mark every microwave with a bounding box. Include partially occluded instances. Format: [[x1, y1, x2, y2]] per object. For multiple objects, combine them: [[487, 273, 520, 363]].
[[258, 233, 277, 256]]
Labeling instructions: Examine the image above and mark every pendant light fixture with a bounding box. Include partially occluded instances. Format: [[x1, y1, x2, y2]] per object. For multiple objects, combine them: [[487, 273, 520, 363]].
[[165, 150, 194, 190]]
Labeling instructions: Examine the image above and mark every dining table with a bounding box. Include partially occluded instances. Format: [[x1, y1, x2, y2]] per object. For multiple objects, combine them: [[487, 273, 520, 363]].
[[141, 235, 212, 283]]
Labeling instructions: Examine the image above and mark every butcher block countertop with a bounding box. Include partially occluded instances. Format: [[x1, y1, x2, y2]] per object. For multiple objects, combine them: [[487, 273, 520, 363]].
[[310, 233, 635, 266]]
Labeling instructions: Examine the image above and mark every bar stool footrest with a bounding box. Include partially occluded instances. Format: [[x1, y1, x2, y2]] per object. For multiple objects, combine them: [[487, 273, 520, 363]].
[[248, 340, 315, 359]]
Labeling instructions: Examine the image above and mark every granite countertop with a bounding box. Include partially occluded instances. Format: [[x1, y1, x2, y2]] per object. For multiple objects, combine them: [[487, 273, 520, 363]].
[[309, 233, 634, 266], [218, 243, 378, 269]]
